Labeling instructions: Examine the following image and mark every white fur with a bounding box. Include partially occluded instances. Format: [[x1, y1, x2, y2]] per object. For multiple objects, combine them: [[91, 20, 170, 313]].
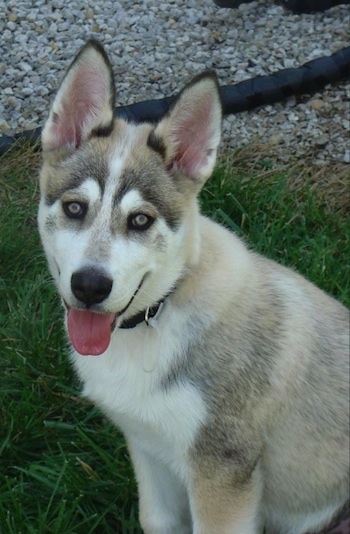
[[109, 155, 124, 179], [38, 200, 90, 295], [69, 178, 102, 203], [71, 300, 208, 480], [39, 41, 349, 534], [118, 189, 145, 214], [265, 503, 343, 534]]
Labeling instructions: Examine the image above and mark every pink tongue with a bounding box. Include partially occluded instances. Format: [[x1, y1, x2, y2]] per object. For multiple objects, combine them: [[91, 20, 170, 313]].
[[67, 309, 115, 356]]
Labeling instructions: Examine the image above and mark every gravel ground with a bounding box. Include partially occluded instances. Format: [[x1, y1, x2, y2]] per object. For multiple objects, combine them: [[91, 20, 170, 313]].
[[1, 0, 349, 164]]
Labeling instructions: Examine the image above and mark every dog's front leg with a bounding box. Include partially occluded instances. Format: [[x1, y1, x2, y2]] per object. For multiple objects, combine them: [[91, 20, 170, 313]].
[[127, 439, 192, 534], [188, 462, 263, 534]]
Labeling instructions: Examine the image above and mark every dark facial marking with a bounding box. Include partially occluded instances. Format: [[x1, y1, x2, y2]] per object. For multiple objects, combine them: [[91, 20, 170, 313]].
[[115, 169, 182, 231], [44, 152, 109, 206], [45, 214, 58, 233], [91, 122, 114, 139], [147, 130, 166, 159], [153, 233, 167, 252]]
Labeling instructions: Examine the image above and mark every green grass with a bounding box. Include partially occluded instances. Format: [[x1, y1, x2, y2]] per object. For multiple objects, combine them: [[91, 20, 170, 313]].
[[202, 159, 349, 303], [0, 143, 349, 533]]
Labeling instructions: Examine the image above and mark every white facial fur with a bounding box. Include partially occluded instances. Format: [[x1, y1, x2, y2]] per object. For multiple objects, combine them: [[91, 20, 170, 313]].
[[38, 147, 194, 322]]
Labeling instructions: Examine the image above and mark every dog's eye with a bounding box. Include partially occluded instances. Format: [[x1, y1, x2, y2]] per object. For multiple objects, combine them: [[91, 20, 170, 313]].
[[62, 201, 87, 220], [128, 213, 154, 231]]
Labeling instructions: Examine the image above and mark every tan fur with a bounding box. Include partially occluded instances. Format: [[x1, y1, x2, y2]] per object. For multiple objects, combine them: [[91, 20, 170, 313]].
[[39, 41, 349, 534]]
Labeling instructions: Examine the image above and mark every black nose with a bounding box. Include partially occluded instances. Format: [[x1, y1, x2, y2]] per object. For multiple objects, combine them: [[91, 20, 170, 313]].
[[71, 268, 113, 307]]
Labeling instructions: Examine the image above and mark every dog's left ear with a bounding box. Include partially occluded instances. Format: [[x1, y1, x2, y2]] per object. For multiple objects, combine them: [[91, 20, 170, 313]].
[[153, 72, 222, 185], [42, 40, 115, 152]]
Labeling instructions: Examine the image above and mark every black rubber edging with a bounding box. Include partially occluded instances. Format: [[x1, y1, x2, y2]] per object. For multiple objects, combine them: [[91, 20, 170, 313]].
[[1, 46, 349, 155]]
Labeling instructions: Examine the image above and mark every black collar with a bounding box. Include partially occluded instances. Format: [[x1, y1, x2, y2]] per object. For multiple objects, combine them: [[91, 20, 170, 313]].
[[119, 299, 165, 329]]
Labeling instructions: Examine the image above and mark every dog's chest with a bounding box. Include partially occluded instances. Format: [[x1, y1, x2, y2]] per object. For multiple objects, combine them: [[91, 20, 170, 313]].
[[71, 314, 207, 469]]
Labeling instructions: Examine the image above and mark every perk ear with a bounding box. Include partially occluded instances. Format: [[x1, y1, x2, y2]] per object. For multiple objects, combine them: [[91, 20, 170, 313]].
[[152, 72, 222, 184], [42, 40, 115, 152]]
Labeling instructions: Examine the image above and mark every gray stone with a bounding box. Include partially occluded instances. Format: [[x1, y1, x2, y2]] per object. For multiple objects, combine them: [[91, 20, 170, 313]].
[[0, 0, 348, 165]]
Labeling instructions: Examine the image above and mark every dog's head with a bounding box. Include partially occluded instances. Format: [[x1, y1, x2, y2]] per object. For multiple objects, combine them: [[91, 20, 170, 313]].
[[38, 40, 222, 356]]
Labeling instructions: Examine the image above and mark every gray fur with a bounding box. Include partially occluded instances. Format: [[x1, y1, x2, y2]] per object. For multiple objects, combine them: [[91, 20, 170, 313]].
[[38, 40, 349, 534]]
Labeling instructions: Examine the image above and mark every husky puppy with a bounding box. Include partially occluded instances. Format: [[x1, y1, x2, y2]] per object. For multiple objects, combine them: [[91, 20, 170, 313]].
[[38, 40, 349, 534]]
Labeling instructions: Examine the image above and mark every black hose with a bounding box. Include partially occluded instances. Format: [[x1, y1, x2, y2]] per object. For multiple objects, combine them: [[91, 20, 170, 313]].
[[281, 0, 349, 13], [220, 46, 350, 114], [1, 46, 349, 155]]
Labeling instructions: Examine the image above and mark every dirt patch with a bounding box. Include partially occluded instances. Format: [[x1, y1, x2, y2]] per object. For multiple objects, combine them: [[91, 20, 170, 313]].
[[221, 142, 350, 216]]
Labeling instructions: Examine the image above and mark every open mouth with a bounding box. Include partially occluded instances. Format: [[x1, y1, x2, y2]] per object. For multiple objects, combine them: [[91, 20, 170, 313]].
[[65, 278, 144, 356]]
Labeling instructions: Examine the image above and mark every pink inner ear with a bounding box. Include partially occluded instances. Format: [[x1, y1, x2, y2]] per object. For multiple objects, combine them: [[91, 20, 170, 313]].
[[49, 64, 110, 150], [51, 111, 78, 149], [168, 94, 217, 178]]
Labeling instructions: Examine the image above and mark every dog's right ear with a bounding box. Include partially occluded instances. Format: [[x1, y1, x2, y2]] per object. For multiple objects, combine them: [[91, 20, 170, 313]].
[[42, 40, 115, 153]]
